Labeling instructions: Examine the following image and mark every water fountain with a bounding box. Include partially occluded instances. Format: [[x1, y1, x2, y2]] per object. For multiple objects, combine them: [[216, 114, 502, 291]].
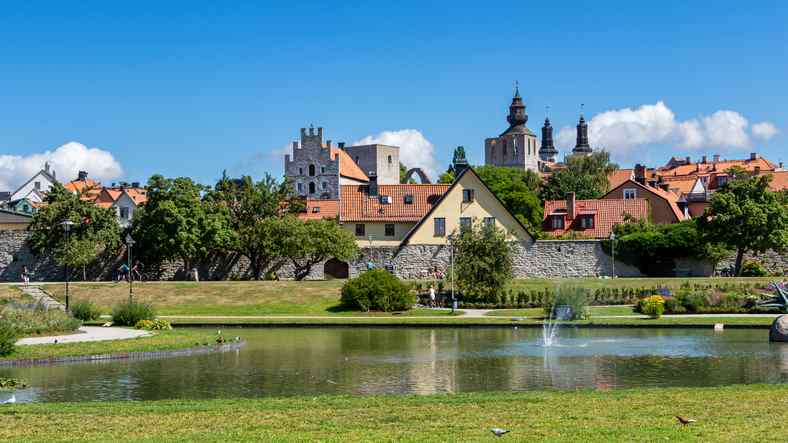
[[541, 304, 572, 347]]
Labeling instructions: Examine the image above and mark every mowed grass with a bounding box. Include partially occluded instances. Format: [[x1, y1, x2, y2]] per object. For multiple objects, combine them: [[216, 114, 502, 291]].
[[507, 276, 777, 292], [1, 385, 786, 442], [488, 306, 637, 317], [1, 329, 220, 363], [0, 285, 24, 302]]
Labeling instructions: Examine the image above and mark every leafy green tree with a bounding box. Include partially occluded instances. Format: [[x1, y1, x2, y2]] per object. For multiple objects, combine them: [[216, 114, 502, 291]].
[[437, 146, 468, 184], [28, 183, 121, 274], [540, 151, 618, 201], [130, 175, 233, 275], [209, 173, 304, 279], [280, 217, 359, 280], [697, 174, 788, 275], [454, 222, 513, 303], [476, 165, 542, 232], [399, 163, 417, 184], [437, 167, 455, 184]]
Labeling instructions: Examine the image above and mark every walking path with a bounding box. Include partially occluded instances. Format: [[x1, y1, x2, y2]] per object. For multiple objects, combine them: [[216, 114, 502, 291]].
[[18, 284, 65, 311], [16, 327, 150, 346]]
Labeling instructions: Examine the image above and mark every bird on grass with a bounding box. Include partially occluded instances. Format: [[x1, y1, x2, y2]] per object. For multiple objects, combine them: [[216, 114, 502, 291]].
[[490, 428, 510, 437], [1, 394, 16, 404], [675, 416, 696, 425]]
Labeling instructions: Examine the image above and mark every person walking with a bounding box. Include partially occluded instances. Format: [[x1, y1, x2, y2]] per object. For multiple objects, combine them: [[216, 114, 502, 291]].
[[131, 260, 143, 282], [429, 285, 436, 308], [21, 266, 29, 288], [119, 263, 130, 282]]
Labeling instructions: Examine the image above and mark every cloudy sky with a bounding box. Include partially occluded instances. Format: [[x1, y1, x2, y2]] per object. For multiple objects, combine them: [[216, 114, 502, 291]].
[[0, 1, 785, 189]]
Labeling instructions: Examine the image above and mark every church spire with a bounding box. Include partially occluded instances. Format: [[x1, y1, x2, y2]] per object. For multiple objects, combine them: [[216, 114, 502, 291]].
[[505, 83, 527, 130], [539, 109, 558, 162], [573, 104, 592, 155]]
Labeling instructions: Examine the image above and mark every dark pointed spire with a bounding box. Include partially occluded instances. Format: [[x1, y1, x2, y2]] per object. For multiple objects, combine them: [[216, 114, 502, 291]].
[[573, 104, 592, 155], [514, 80, 520, 98], [539, 110, 558, 162], [505, 85, 527, 129]]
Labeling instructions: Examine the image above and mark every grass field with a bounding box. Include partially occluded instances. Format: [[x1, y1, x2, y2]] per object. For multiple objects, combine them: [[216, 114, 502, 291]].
[[507, 277, 776, 291], [42, 277, 778, 317], [2, 384, 786, 442], [0, 285, 24, 302], [1, 329, 221, 363]]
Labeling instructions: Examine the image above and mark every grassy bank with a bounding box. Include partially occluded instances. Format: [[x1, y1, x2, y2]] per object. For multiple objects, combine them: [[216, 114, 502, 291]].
[[1, 329, 220, 363], [2, 384, 786, 442]]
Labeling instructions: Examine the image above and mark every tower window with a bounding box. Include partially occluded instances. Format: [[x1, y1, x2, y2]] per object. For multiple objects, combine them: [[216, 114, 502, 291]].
[[322, 182, 328, 190], [388, 155, 392, 164], [308, 165, 316, 176], [321, 166, 325, 174], [309, 182, 316, 194], [299, 167, 303, 175], [297, 183, 303, 193]]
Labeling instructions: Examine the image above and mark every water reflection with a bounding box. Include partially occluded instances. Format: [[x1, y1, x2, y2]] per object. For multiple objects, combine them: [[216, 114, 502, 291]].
[[2, 327, 786, 403]]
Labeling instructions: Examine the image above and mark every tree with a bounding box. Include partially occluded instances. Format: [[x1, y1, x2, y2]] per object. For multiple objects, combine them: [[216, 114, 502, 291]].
[[130, 175, 233, 275], [540, 151, 618, 201], [281, 217, 359, 280], [209, 173, 304, 279], [28, 183, 121, 274], [437, 146, 468, 184], [437, 167, 455, 184], [476, 165, 542, 232], [697, 174, 788, 276], [454, 222, 513, 303], [399, 163, 417, 184]]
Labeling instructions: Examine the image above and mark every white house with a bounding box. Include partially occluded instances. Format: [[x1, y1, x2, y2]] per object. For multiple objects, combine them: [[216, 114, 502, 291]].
[[10, 163, 57, 203]]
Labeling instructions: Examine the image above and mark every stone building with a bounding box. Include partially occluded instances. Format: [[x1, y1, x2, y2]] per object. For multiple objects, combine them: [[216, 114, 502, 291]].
[[343, 144, 400, 185], [484, 86, 540, 173]]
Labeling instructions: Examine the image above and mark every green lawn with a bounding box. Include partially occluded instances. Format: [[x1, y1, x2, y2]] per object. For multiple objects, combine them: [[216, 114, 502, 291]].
[[1, 329, 221, 363], [2, 385, 786, 442], [488, 306, 637, 317], [507, 277, 776, 291], [0, 285, 25, 302]]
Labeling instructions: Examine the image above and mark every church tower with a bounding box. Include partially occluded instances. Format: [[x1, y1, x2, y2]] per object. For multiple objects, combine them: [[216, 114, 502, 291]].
[[572, 112, 593, 155], [484, 83, 540, 173], [539, 117, 558, 162]]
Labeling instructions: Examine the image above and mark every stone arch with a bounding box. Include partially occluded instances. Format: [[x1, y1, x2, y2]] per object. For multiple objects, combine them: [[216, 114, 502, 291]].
[[324, 258, 349, 279], [404, 168, 431, 184]]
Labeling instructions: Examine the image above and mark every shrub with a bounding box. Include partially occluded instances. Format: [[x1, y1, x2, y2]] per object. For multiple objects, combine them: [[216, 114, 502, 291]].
[[641, 295, 665, 318], [70, 300, 102, 322], [454, 223, 513, 303], [681, 291, 710, 313], [0, 322, 16, 357], [135, 319, 172, 331], [0, 305, 81, 336], [341, 269, 416, 312], [663, 297, 686, 314], [543, 287, 590, 320], [112, 302, 156, 326], [740, 260, 768, 277]]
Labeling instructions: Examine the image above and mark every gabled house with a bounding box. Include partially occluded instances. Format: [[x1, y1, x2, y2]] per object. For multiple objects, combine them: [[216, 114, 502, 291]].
[[543, 192, 649, 239], [10, 162, 57, 203], [604, 165, 686, 224], [90, 186, 148, 227]]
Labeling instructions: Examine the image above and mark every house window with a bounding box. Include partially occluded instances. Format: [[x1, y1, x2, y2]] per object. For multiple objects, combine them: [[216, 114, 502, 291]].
[[462, 189, 475, 203], [312, 206, 320, 213], [385, 224, 395, 237], [308, 165, 316, 176], [34, 181, 41, 190], [379, 195, 392, 204], [551, 216, 565, 229], [623, 188, 637, 199], [483, 217, 495, 228], [355, 224, 365, 236], [309, 182, 316, 194], [120, 207, 130, 219], [717, 176, 728, 187], [404, 195, 413, 204], [580, 215, 594, 229], [434, 218, 446, 237], [459, 217, 472, 232]]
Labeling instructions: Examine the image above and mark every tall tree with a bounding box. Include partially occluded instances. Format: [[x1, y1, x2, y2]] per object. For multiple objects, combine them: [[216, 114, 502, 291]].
[[454, 222, 513, 303], [209, 173, 304, 279], [280, 217, 359, 280], [28, 183, 121, 275], [475, 165, 543, 232], [540, 151, 618, 201], [130, 175, 233, 274], [697, 174, 788, 275]]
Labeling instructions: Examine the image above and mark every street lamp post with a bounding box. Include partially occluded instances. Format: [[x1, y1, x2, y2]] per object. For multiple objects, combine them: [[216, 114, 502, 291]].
[[448, 234, 456, 313], [609, 232, 616, 279], [125, 233, 135, 304], [61, 220, 75, 312]]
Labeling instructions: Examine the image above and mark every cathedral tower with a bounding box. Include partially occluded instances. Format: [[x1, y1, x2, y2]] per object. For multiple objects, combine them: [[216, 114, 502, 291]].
[[484, 84, 540, 173]]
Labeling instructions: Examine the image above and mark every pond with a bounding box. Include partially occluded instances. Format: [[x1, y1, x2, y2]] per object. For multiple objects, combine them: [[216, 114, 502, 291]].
[[2, 327, 787, 403]]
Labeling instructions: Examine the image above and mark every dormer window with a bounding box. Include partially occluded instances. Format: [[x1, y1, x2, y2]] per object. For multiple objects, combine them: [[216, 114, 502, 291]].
[[379, 195, 392, 204], [312, 207, 320, 213], [404, 195, 413, 204], [580, 215, 595, 229]]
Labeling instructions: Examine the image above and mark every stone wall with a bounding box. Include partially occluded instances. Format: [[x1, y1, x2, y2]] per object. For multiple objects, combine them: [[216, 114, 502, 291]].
[[716, 249, 788, 276]]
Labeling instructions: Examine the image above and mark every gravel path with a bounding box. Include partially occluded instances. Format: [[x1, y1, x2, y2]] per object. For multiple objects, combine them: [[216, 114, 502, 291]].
[[16, 327, 151, 346]]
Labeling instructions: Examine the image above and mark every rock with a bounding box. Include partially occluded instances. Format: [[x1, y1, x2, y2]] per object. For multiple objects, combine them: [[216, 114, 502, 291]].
[[770, 315, 788, 342]]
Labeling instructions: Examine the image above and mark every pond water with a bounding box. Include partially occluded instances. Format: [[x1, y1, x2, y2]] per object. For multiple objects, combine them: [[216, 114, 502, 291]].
[[2, 327, 787, 403]]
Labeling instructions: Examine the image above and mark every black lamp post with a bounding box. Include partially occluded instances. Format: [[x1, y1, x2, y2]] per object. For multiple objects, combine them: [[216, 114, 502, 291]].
[[61, 220, 74, 311], [126, 233, 135, 304]]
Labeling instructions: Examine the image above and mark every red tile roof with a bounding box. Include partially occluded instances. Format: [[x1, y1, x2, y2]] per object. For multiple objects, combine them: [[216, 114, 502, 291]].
[[768, 171, 788, 192], [607, 169, 633, 190], [607, 179, 685, 222], [330, 148, 368, 182], [657, 156, 776, 177], [339, 184, 449, 222], [299, 199, 340, 220], [64, 178, 99, 194], [543, 198, 649, 239]]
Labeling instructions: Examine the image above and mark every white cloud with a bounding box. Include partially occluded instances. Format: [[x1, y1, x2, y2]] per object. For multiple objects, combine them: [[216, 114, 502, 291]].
[[0, 141, 123, 192], [554, 101, 778, 160], [353, 129, 438, 179], [752, 122, 779, 141]]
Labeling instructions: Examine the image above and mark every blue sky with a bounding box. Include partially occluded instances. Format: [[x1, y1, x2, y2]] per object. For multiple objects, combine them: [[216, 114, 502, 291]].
[[0, 1, 785, 189]]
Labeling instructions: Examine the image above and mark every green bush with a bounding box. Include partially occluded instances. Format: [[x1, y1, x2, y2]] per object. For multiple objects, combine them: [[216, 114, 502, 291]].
[[543, 287, 589, 320], [740, 260, 768, 277], [663, 297, 686, 314], [70, 300, 102, 322], [681, 291, 710, 313], [640, 295, 666, 318], [112, 302, 156, 326], [0, 321, 16, 357], [341, 269, 416, 312], [135, 319, 172, 330], [0, 305, 81, 336]]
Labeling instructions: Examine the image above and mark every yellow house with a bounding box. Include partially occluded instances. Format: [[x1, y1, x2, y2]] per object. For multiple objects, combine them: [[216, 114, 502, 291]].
[[301, 166, 533, 247]]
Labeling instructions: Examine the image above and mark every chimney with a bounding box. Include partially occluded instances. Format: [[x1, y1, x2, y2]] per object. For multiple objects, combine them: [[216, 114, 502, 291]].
[[750, 152, 758, 160], [368, 172, 378, 197], [338, 142, 345, 149], [326, 140, 332, 148], [780, 162, 784, 169], [685, 156, 691, 164], [131, 182, 140, 188], [566, 192, 576, 220], [713, 154, 720, 162], [634, 164, 646, 185], [701, 155, 707, 164], [659, 183, 670, 192], [78, 171, 88, 181]]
